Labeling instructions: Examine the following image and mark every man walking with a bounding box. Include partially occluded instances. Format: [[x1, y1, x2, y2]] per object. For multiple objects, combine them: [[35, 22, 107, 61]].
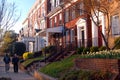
[[12, 54, 19, 73], [3, 53, 11, 72]]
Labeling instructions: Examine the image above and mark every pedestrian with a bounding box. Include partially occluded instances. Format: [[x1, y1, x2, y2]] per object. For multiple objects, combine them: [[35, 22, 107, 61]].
[[3, 53, 11, 73], [12, 54, 19, 73]]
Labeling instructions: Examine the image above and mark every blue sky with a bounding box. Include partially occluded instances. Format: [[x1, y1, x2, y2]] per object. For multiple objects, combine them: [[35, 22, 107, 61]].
[[10, 0, 35, 33]]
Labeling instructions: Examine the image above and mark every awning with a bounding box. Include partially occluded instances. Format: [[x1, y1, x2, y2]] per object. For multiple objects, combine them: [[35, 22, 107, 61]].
[[47, 26, 64, 33], [37, 29, 46, 36]]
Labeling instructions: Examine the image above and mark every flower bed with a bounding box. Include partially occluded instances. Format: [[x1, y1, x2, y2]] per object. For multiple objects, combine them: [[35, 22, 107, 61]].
[[79, 49, 120, 59]]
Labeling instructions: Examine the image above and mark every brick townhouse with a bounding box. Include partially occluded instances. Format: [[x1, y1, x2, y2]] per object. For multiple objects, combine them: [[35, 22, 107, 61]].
[[18, 0, 120, 52], [46, 0, 92, 49]]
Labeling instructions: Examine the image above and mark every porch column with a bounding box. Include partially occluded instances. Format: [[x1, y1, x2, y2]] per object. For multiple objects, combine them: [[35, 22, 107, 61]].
[[46, 32, 49, 46], [92, 21, 98, 46]]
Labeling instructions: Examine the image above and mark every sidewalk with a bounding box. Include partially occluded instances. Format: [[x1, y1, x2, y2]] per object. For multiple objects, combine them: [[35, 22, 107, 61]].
[[0, 57, 36, 80]]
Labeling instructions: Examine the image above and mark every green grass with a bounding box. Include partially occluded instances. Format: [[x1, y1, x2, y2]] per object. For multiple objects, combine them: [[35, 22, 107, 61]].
[[59, 69, 112, 80], [21, 56, 44, 67], [39, 55, 79, 78], [39, 49, 120, 78]]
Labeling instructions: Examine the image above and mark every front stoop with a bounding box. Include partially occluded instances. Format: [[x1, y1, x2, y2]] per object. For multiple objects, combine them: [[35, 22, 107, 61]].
[[33, 71, 57, 80]]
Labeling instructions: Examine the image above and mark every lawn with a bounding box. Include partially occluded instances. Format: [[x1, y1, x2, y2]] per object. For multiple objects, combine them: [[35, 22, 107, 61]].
[[39, 54, 79, 78], [21, 56, 44, 67], [39, 49, 120, 78]]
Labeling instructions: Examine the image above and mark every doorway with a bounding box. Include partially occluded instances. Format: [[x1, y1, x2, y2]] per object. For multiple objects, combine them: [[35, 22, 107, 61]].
[[98, 25, 102, 47]]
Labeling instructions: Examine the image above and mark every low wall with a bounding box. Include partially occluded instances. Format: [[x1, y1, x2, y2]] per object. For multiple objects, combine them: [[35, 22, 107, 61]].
[[33, 71, 57, 80], [74, 58, 120, 74]]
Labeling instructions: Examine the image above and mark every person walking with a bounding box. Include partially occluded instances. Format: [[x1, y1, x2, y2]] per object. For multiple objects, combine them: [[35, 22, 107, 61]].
[[3, 53, 11, 73], [12, 54, 19, 73]]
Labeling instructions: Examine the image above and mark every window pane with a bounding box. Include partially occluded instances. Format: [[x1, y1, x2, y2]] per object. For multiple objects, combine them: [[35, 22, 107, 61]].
[[112, 15, 120, 35]]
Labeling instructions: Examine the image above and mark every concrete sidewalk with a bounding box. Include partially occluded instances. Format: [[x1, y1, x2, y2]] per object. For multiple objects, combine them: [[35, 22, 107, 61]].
[[0, 57, 36, 80]]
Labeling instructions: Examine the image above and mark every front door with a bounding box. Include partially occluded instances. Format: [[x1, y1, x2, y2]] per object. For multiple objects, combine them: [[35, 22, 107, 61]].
[[81, 30, 85, 47], [98, 25, 102, 47]]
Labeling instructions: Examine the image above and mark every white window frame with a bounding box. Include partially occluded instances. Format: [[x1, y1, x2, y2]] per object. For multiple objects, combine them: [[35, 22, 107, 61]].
[[79, 2, 84, 15], [112, 15, 120, 36], [70, 29, 75, 42], [65, 9, 69, 22]]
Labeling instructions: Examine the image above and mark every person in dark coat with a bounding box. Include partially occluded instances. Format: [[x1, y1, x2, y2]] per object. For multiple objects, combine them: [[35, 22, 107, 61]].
[[12, 54, 19, 73], [3, 53, 11, 72]]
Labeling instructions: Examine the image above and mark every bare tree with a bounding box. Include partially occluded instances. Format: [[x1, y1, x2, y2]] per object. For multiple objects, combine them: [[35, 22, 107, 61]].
[[62, 0, 119, 50], [0, 0, 20, 40]]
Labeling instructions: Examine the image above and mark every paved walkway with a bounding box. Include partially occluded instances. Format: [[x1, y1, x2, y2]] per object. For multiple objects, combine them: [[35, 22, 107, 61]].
[[0, 57, 36, 80]]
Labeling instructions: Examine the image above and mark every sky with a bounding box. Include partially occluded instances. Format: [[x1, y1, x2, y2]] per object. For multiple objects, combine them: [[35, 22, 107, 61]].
[[10, 0, 36, 33]]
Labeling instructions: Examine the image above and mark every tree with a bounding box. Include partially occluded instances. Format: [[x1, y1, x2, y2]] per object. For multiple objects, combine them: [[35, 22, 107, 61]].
[[0, 30, 17, 55], [0, 0, 20, 41], [62, 0, 119, 50], [10, 42, 26, 56]]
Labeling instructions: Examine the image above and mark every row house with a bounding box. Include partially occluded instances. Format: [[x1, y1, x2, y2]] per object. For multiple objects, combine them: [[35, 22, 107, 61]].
[[47, 0, 93, 48], [19, 0, 120, 52], [19, 0, 48, 52], [19, 18, 35, 52]]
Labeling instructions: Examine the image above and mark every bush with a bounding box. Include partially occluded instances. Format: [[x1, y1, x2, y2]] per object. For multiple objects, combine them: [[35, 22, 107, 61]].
[[83, 47, 90, 54], [9, 42, 26, 56], [90, 46, 99, 52], [59, 70, 112, 80], [33, 51, 42, 58], [42, 46, 56, 54], [77, 47, 84, 54], [99, 46, 106, 51], [23, 52, 33, 60], [114, 37, 120, 49]]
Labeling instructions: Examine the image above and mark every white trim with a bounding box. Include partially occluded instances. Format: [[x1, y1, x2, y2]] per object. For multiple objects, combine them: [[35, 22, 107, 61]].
[[76, 18, 87, 47], [92, 11, 105, 46]]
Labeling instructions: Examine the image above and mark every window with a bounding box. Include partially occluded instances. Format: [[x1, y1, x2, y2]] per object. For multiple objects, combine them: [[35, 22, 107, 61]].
[[66, 30, 69, 44], [59, 13, 62, 25], [65, 9, 69, 22], [79, 2, 84, 15], [71, 7, 76, 20], [54, 17, 57, 26], [56, 0, 60, 7], [50, 19, 52, 28], [112, 15, 120, 36], [70, 29, 75, 42]]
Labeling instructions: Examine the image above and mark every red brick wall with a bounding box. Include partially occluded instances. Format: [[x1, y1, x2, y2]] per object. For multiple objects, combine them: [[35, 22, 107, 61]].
[[74, 58, 119, 74]]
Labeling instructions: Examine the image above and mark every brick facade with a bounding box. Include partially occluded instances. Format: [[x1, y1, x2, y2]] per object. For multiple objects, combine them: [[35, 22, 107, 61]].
[[74, 58, 120, 74]]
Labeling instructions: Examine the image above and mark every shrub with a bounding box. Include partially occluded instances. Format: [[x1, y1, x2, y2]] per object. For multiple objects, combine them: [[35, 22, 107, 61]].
[[33, 51, 42, 58], [90, 46, 99, 52], [42, 46, 56, 54], [23, 52, 33, 60], [83, 47, 90, 54], [99, 46, 106, 51], [27, 53, 33, 59], [59, 70, 112, 80], [9, 42, 26, 56], [114, 37, 120, 49], [77, 47, 84, 54]]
